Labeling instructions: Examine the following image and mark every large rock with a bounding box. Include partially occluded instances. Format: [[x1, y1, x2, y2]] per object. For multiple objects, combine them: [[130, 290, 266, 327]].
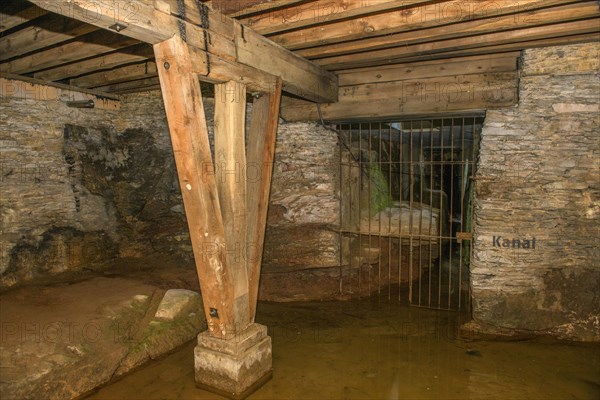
[[0, 277, 206, 400], [154, 289, 201, 321]]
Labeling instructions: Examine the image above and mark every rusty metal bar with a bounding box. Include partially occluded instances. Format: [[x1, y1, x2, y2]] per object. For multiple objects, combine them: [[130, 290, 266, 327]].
[[428, 118, 434, 308], [336, 116, 481, 310], [408, 121, 414, 305], [358, 123, 363, 299]]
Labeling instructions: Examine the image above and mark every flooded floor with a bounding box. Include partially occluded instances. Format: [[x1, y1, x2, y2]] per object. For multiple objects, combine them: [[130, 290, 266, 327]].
[[87, 300, 600, 400]]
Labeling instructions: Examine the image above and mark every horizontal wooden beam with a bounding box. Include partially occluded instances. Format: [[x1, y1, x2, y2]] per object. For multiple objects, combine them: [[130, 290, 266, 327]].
[[0, 30, 138, 75], [28, 0, 338, 102], [0, 14, 99, 62], [205, 0, 310, 17], [338, 53, 520, 86], [0, 73, 120, 110], [188, 47, 277, 94], [298, 1, 600, 59], [348, 32, 600, 68], [93, 76, 161, 93], [0, 4, 47, 33], [393, 32, 600, 63], [316, 18, 600, 69], [34, 44, 154, 81], [70, 61, 158, 88], [281, 72, 519, 121], [269, 0, 580, 50], [242, 0, 430, 35]]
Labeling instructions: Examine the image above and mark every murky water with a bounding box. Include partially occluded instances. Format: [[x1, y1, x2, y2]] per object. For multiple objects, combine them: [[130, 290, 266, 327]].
[[87, 300, 600, 400]]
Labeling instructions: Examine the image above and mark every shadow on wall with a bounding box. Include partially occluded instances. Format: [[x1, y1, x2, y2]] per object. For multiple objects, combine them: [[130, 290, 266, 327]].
[[1, 124, 193, 289]]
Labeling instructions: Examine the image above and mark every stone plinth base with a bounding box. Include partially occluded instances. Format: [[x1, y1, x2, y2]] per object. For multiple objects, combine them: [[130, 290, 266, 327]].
[[194, 323, 272, 399]]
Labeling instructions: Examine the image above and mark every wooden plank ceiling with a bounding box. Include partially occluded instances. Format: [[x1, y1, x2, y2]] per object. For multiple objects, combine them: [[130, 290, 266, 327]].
[[1, 0, 598, 98]]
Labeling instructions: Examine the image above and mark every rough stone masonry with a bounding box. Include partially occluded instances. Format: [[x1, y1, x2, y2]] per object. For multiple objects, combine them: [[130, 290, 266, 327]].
[[470, 42, 600, 341], [0, 87, 341, 297]]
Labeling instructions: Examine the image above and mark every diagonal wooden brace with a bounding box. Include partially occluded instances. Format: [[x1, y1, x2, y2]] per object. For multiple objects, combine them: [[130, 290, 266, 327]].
[[154, 36, 237, 339], [246, 78, 283, 321], [154, 35, 282, 338]]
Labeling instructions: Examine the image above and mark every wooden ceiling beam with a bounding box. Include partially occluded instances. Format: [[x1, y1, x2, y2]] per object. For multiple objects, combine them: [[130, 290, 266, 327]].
[[0, 4, 47, 33], [281, 72, 519, 121], [94, 76, 161, 93], [0, 14, 99, 62], [242, 0, 431, 35], [338, 53, 520, 86], [330, 32, 600, 68], [269, 0, 584, 50], [188, 47, 278, 94], [298, 1, 600, 59], [0, 30, 139, 75], [0, 72, 120, 111], [69, 61, 158, 88], [373, 32, 600, 65], [316, 18, 600, 69], [204, 0, 311, 17], [33, 44, 154, 81], [27, 0, 338, 102]]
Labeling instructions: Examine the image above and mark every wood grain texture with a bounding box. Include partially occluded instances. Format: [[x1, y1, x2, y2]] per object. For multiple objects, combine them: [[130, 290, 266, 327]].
[[154, 36, 236, 339], [246, 78, 283, 321], [214, 81, 251, 329]]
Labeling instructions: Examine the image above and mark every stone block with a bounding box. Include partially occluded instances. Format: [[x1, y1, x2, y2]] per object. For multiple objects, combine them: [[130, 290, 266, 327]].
[[154, 289, 201, 321], [194, 324, 272, 399]]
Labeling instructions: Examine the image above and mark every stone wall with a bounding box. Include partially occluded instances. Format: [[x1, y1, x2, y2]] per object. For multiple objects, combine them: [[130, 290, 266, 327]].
[[1, 96, 121, 286], [0, 90, 193, 287], [0, 87, 341, 296], [260, 122, 341, 301], [470, 42, 600, 341]]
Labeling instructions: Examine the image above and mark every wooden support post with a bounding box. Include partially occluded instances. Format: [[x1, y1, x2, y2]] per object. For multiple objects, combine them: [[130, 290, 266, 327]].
[[214, 81, 251, 330], [154, 34, 278, 399], [246, 78, 283, 321], [154, 36, 236, 339]]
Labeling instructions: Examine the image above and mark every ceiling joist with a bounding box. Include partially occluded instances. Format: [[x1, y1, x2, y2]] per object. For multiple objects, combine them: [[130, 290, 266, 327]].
[[33, 44, 154, 82], [0, 14, 99, 62], [27, 0, 338, 102], [316, 18, 600, 69], [0, 0, 597, 100], [297, 1, 600, 59], [268, 0, 582, 50]]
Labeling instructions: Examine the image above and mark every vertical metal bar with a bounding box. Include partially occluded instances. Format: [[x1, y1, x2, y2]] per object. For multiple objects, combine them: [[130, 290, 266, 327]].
[[388, 123, 393, 301], [358, 123, 362, 299], [398, 121, 403, 303], [438, 118, 444, 309], [458, 118, 466, 311], [347, 124, 353, 298], [408, 120, 414, 305], [338, 124, 344, 297], [469, 116, 479, 312], [368, 122, 373, 297], [428, 118, 434, 308], [377, 122, 382, 299], [448, 118, 456, 309], [418, 119, 424, 306], [344, 124, 353, 298]]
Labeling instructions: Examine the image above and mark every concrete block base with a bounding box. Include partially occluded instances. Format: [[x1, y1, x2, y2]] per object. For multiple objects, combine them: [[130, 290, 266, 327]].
[[194, 323, 272, 399]]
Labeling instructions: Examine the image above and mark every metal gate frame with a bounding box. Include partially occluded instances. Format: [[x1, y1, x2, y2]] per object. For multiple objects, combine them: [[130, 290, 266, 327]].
[[336, 115, 483, 311]]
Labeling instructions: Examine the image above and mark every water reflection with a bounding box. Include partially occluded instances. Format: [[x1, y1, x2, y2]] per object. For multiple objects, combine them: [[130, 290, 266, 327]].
[[88, 300, 600, 400]]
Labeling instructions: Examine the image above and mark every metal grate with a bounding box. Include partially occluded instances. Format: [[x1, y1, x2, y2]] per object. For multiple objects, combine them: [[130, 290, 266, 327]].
[[337, 116, 483, 311]]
